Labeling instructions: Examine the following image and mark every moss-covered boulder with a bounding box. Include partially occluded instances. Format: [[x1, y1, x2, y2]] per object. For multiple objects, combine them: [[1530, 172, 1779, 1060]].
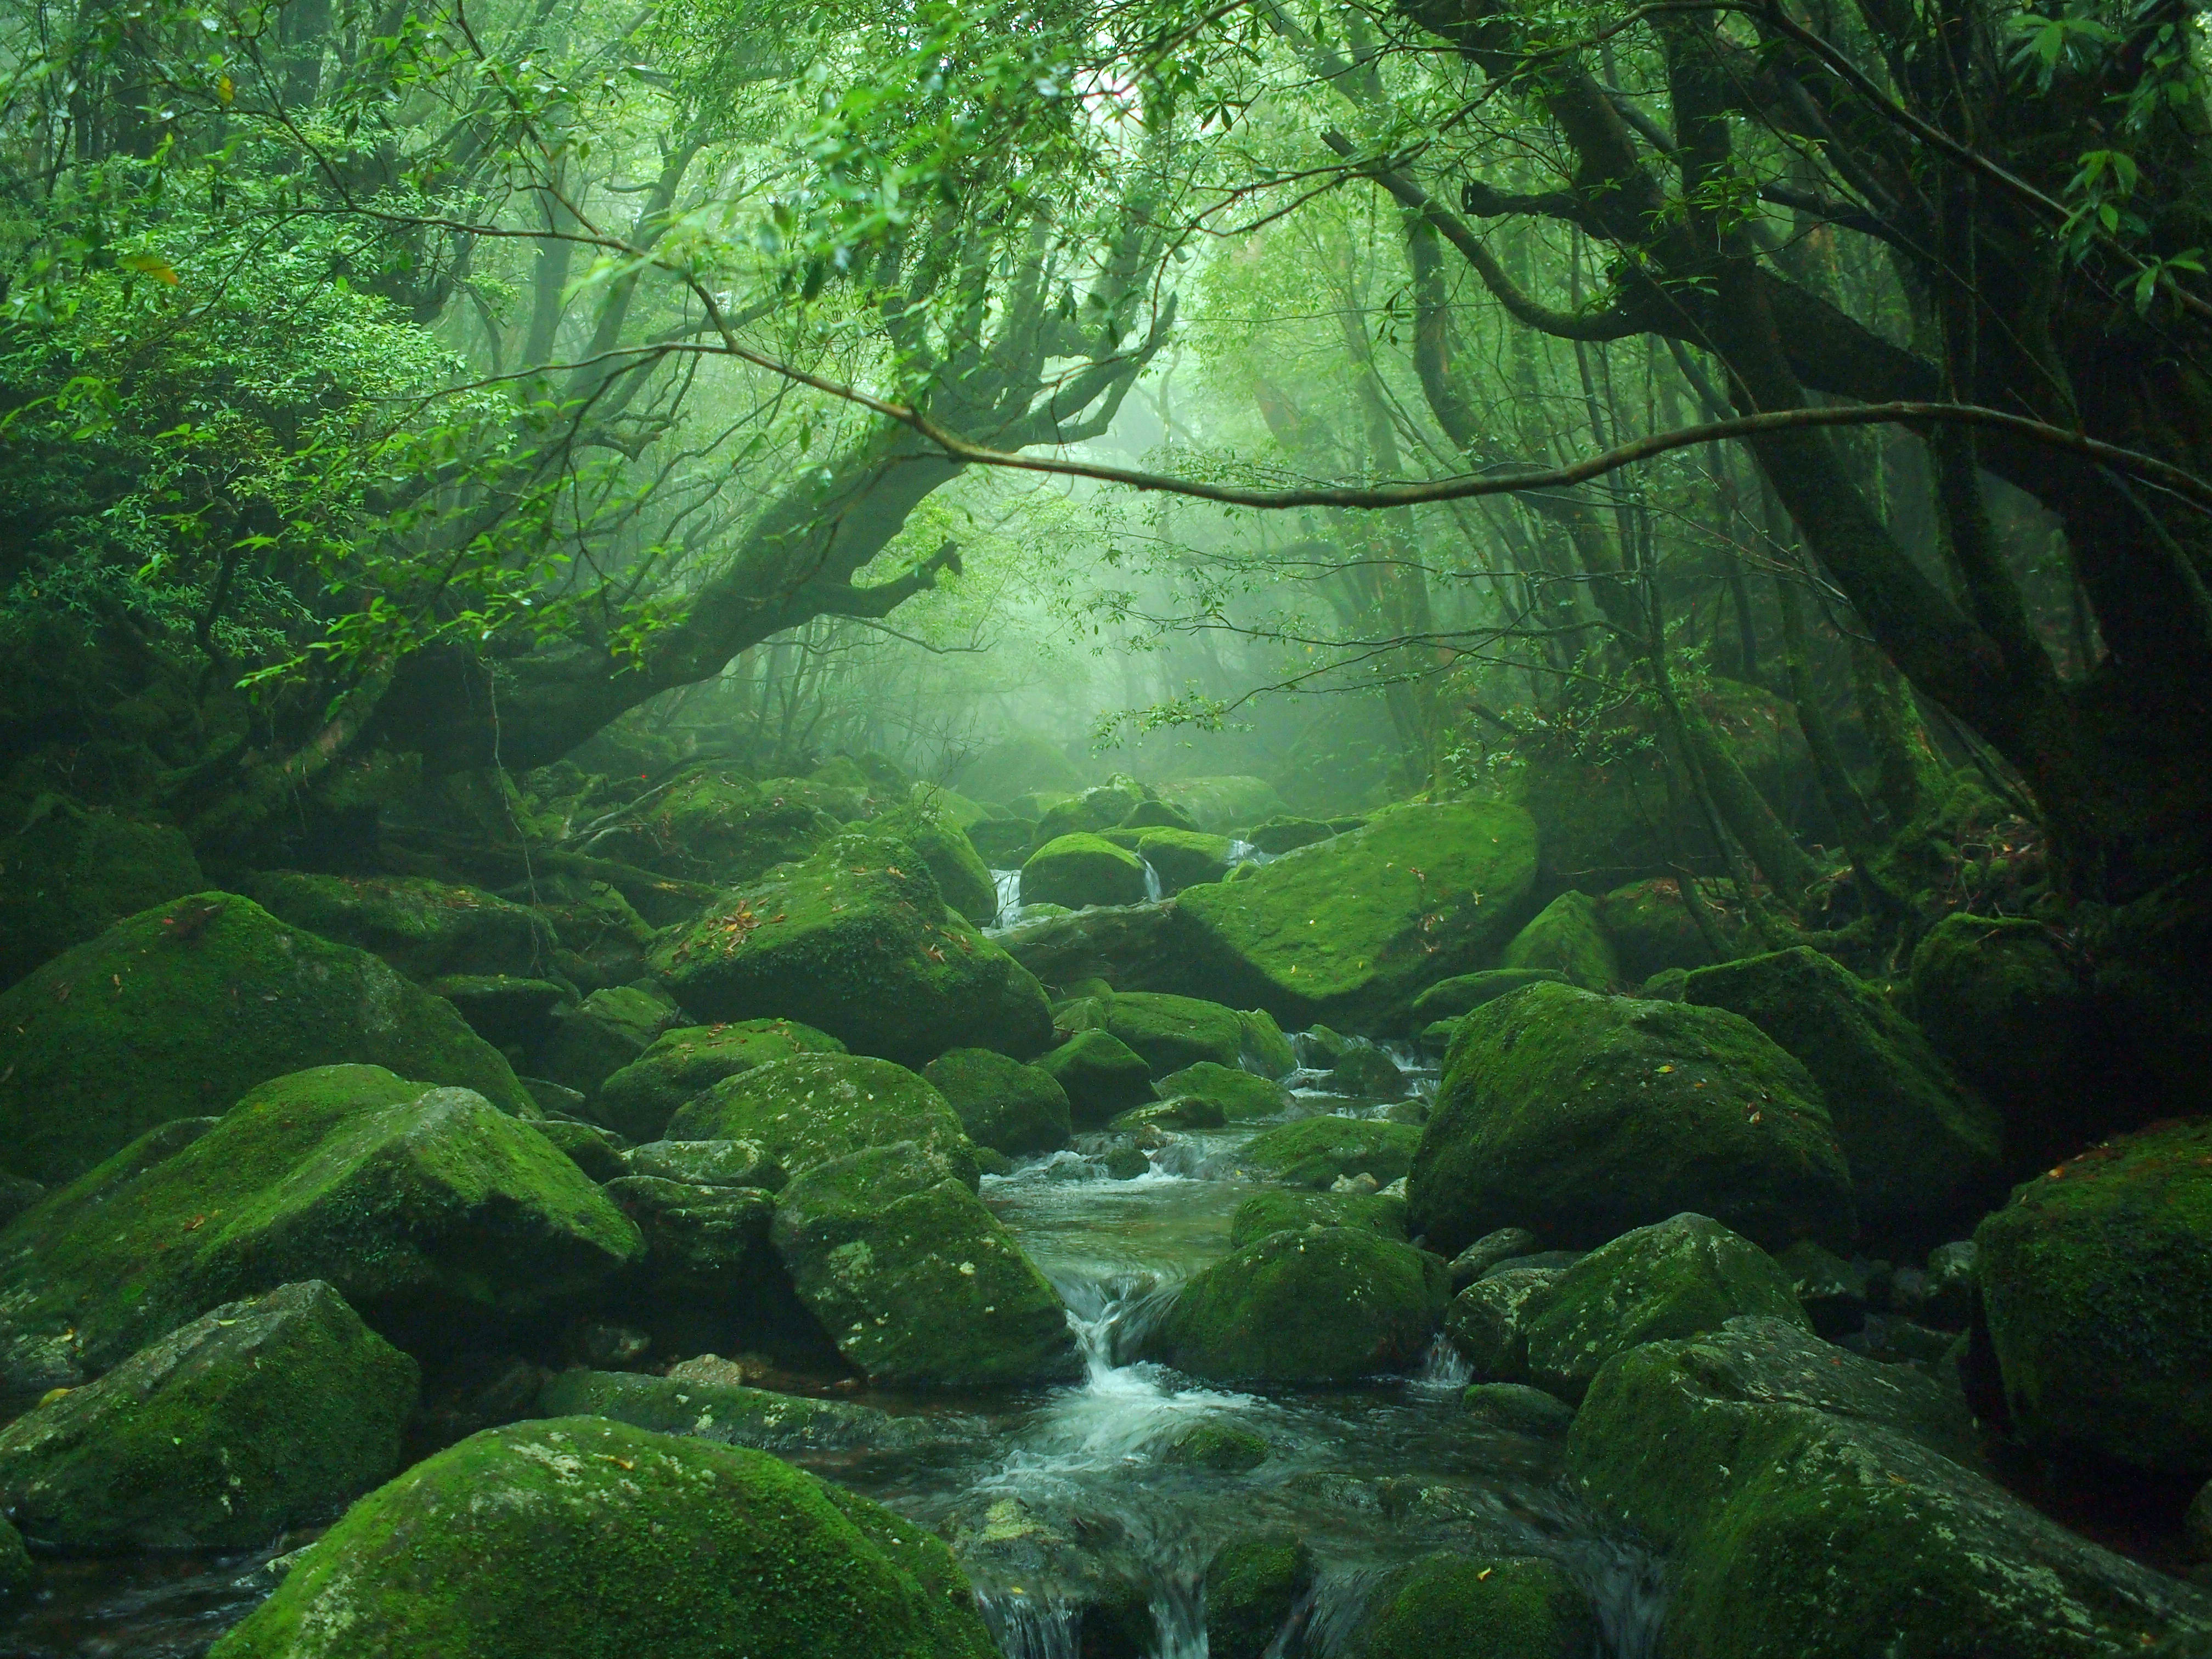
[[1442, 1267, 1562, 1382], [1228, 1189, 1407, 1249], [1175, 803, 1539, 1028], [1143, 1227, 1446, 1382], [423, 974, 571, 1057], [534, 1367, 923, 1455], [593, 1019, 847, 1142], [1518, 1214, 1806, 1401], [1156, 776, 1286, 832], [620, 1140, 780, 1187], [1409, 968, 1566, 1025], [1235, 1115, 1422, 1189], [651, 833, 1053, 1066], [1163, 1419, 1268, 1472], [1034, 782, 1149, 845], [1135, 828, 1234, 894], [669, 1054, 980, 1189], [770, 1144, 1080, 1386], [533, 875, 657, 980], [1244, 817, 1334, 856], [1021, 833, 1149, 909], [1974, 1119, 2212, 1476], [0, 1065, 642, 1390], [1462, 1382, 1576, 1436], [968, 816, 1035, 868], [1595, 877, 1729, 980], [0, 894, 533, 1187], [207, 1417, 998, 1659], [1408, 983, 1854, 1256], [1235, 1007, 1297, 1076], [872, 798, 998, 926], [922, 1048, 1073, 1157], [0, 1280, 416, 1550], [1684, 947, 2003, 1243], [1155, 1061, 1289, 1122], [1035, 1029, 1156, 1126], [591, 765, 840, 887], [1100, 991, 1246, 1074], [1566, 1317, 2210, 1657], [1205, 1530, 1314, 1659], [0, 799, 202, 990], [1324, 1042, 1406, 1099], [1353, 1554, 1596, 1659], [538, 983, 681, 1097], [1498, 890, 1620, 990], [247, 873, 556, 981]]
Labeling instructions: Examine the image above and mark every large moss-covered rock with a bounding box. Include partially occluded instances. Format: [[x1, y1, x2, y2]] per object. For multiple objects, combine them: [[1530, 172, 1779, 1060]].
[[1228, 1189, 1406, 1249], [1596, 877, 1729, 980], [1101, 991, 1246, 1074], [651, 833, 1053, 1066], [208, 1416, 998, 1659], [1235, 1115, 1421, 1189], [872, 798, 998, 926], [1683, 947, 2004, 1242], [1410, 968, 1566, 1024], [0, 1065, 642, 1390], [1498, 890, 1621, 990], [1519, 1213, 1807, 1401], [1142, 1227, 1446, 1382], [0, 1280, 416, 1550], [1205, 1530, 1314, 1659], [1176, 803, 1539, 1028], [538, 983, 681, 1097], [770, 1145, 1080, 1386], [669, 1054, 980, 1188], [1022, 833, 1149, 909], [1408, 983, 1854, 1256], [1034, 782, 1149, 845], [1155, 1061, 1290, 1122], [247, 873, 555, 981], [593, 1019, 847, 1142], [534, 1367, 923, 1454], [0, 894, 534, 1187], [1974, 1119, 2212, 1476], [1035, 1029, 1156, 1126], [1236, 1007, 1297, 1076], [1136, 828, 1234, 894], [0, 798, 202, 990], [1566, 1317, 2212, 1657], [921, 1048, 1072, 1157], [1354, 1554, 1597, 1659], [592, 765, 839, 887], [1442, 1267, 1562, 1382]]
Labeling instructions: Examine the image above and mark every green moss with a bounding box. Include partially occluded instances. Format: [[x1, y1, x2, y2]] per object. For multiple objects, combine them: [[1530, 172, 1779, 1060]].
[[1154, 1061, 1289, 1122], [1034, 1030, 1156, 1127], [1204, 1530, 1313, 1659], [871, 798, 999, 925], [1974, 1119, 2212, 1474], [1034, 785, 1148, 845], [594, 767, 839, 886], [0, 893, 533, 1187], [1234, 1007, 1296, 1077], [0, 1279, 417, 1549], [1498, 890, 1621, 990], [1408, 982, 1854, 1256], [1162, 1419, 1267, 1472], [1101, 992, 1245, 1074], [1228, 1189, 1407, 1249], [1021, 833, 1148, 909], [668, 1054, 979, 1188], [1243, 817, 1334, 856], [1409, 968, 1566, 1024], [0, 799, 201, 991], [1595, 877, 1731, 980], [1909, 914, 2091, 1155], [1155, 776, 1285, 832], [1358, 1554, 1595, 1659], [246, 873, 555, 981], [1176, 803, 1539, 1028], [955, 733, 1088, 806], [208, 1417, 999, 1659], [594, 1019, 847, 1142], [921, 1048, 1072, 1156], [1134, 828, 1233, 894], [533, 1118, 625, 1182], [1235, 1115, 1421, 1189], [0, 1517, 29, 1593], [650, 831, 1052, 1065], [1442, 1267, 1559, 1381], [538, 983, 680, 1097], [0, 1064, 643, 1388], [1462, 1383, 1576, 1436], [533, 1368, 924, 1454]]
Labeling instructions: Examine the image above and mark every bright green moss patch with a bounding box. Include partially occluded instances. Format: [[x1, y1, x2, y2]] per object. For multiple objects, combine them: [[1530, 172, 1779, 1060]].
[[922, 1048, 1073, 1156], [1155, 1060, 1289, 1122], [1227, 1188, 1407, 1249], [1101, 992, 1246, 1074], [1163, 1419, 1268, 1472], [594, 1019, 847, 1142], [246, 872, 555, 980], [1357, 1554, 1596, 1659], [533, 1367, 926, 1454], [592, 766, 839, 887], [1498, 890, 1620, 989], [668, 1053, 980, 1188], [871, 798, 998, 925], [1235, 1115, 1421, 1189], [1021, 833, 1148, 909], [1204, 1530, 1313, 1659], [1035, 1029, 1156, 1126], [1135, 828, 1233, 894]]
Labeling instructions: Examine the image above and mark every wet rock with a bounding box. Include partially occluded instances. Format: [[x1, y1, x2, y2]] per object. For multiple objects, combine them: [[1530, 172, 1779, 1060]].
[[0, 1519, 28, 1593], [1135, 828, 1234, 894], [999, 901, 1197, 997], [593, 1018, 847, 1142], [1163, 1419, 1268, 1472], [651, 831, 1052, 1066], [533, 1116, 626, 1182], [870, 797, 999, 926], [1229, 1189, 1408, 1248], [1154, 1060, 1289, 1122], [1683, 946, 2004, 1245], [968, 816, 1035, 867], [1102, 1146, 1151, 1180], [1141, 1226, 1448, 1383], [0, 892, 534, 1187], [1121, 797, 1200, 832], [1021, 833, 1149, 909], [1775, 1239, 1872, 1340], [1036, 1029, 1157, 1127], [1443, 1267, 1562, 1383], [1109, 1097, 1227, 1132], [1920, 1240, 1979, 1330], [1354, 1553, 1598, 1659], [771, 1144, 1080, 1386], [571, 1321, 651, 1369], [1565, 1317, 2211, 1656], [923, 1048, 1073, 1156], [1205, 1529, 1314, 1659], [207, 1417, 998, 1659], [1236, 1115, 1422, 1190], [1035, 781, 1150, 843], [1595, 877, 1730, 981], [0, 1280, 416, 1550], [1175, 803, 1539, 1029], [0, 1064, 642, 1390], [621, 1138, 781, 1188], [1462, 1383, 1576, 1436], [668, 1053, 979, 1188], [1975, 1118, 2212, 1476], [1236, 1007, 1298, 1077], [537, 983, 681, 1098], [1483, 1250, 1582, 1276], [534, 1368, 924, 1453], [1521, 1214, 1808, 1402], [1324, 1042, 1406, 1098], [1448, 1227, 1542, 1291], [1099, 990, 1247, 1074], [1409, 968, 1567, 1025], [247, 872, 556, 981], [1244, 816, 1335, 855], [1408, 982, 1855, 1256], [0, 799, 202, 991], [1301, 1023, 1354, 1069], [1499, 890, 1621, 990], [532, 875, 657, 980]]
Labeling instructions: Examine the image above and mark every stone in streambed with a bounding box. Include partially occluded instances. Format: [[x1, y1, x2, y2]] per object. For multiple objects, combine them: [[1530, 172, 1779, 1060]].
[[1463, 1383, 1576, 1436], [1443, 1267, 1562, 1384], [1229, 1189, 1407, 1249], [593, 1019, 847, 1142], [1409, 968, 1566, 1025], [923, 1048, 1073, 1156], [533, 1367, 926, 1454], [1036, 1030, 1156, 1127], [537, 983, 681, 1098], [1235, 1115, 1421, 1190], [1447, 1227, 1541, 1291], [1099, 991, 1247, 1074], [246, 872, 556, 981], [1135, 828, 1234, 894], [1205, 1529, 1314, 1659], [668, 1053, 980, 1188], [1163, 1419, 1268, 1472], [1021, 833, 1149, 909], [1498, 890, 1620, 990], [1154, 1060, 1290, 1122], [870, 797, 1000, 926], [1352, 1553, 1598, 1659]]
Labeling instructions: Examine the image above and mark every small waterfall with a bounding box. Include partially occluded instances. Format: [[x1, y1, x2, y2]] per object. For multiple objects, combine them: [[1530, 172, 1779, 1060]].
[[1141, 859, 1164, 903], [1225, 839, 1273, 868], [992, 868, 1024, 929], [1408, 1335, 1472, 1394], [975, 1590, 1081, 1659]]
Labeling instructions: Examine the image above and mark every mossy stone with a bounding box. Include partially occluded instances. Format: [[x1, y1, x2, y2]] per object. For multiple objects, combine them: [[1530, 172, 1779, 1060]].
[[1035, 1030, 1156, 1127], [1176, 803, 1539, 1029], [538, 983, 681, 1097], [0, 893, 534, 1187], [207, 1417, 998, 1659], [1243, 817, 1334, 856], [1235, 1115, 1422, 1189], [0, 1517, 28, 1593], [1101, 991, 1246, 1074], [1498, 890, 1621, 990], [1235, 1008, 1297, 1077], [1034, 782, 1148, 844], [1120, 798, 1200, 831], [1443, 1267, 1561, 1382], [1462, 1383, 1576, 1436], [247, 872, 556, 981], [591, 766, 839, 888], [593, 1019, 847, 1142], [1520, 1213, 1807, 1401], [533, 1117, 626, 1182], [1108, 1097, 1227, 1132], [1683, 947, 2004, 1243], [422, 975, 571, 1055], [1408, 982, 1855, 1256], [871, 797, 999, 926], [1974, 1119, 2212, 1475], [1356, 1554, 1596, 1659], [1409, 968, 1566, 1024], [620, 1139, 780, 1188], [668, 1054, 979, 1189], [1154, 1061, 1289, 1122], [1163, 1419, 1267, 1471], [1228, 1189, 1407, 1249], [0, 1065, 643, 1390], [650, 832, 1052, 1067], [1155, 776, 1286, 832], [1135, 828, 1233, 894], [922, 1048, 1073, 1157], [1141, 1226, 1447, 1382], [968, 817, 1035, 867], [1021, 833, 1149, 909], [1323, 1043, 1406, 1099], [0, 799, 201, 991], [1204, 1529, 1313, 1659], [0, 1279, 417, 1550], [534, 1367, 924, 1454], [1595, 877, 1731, 980]]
